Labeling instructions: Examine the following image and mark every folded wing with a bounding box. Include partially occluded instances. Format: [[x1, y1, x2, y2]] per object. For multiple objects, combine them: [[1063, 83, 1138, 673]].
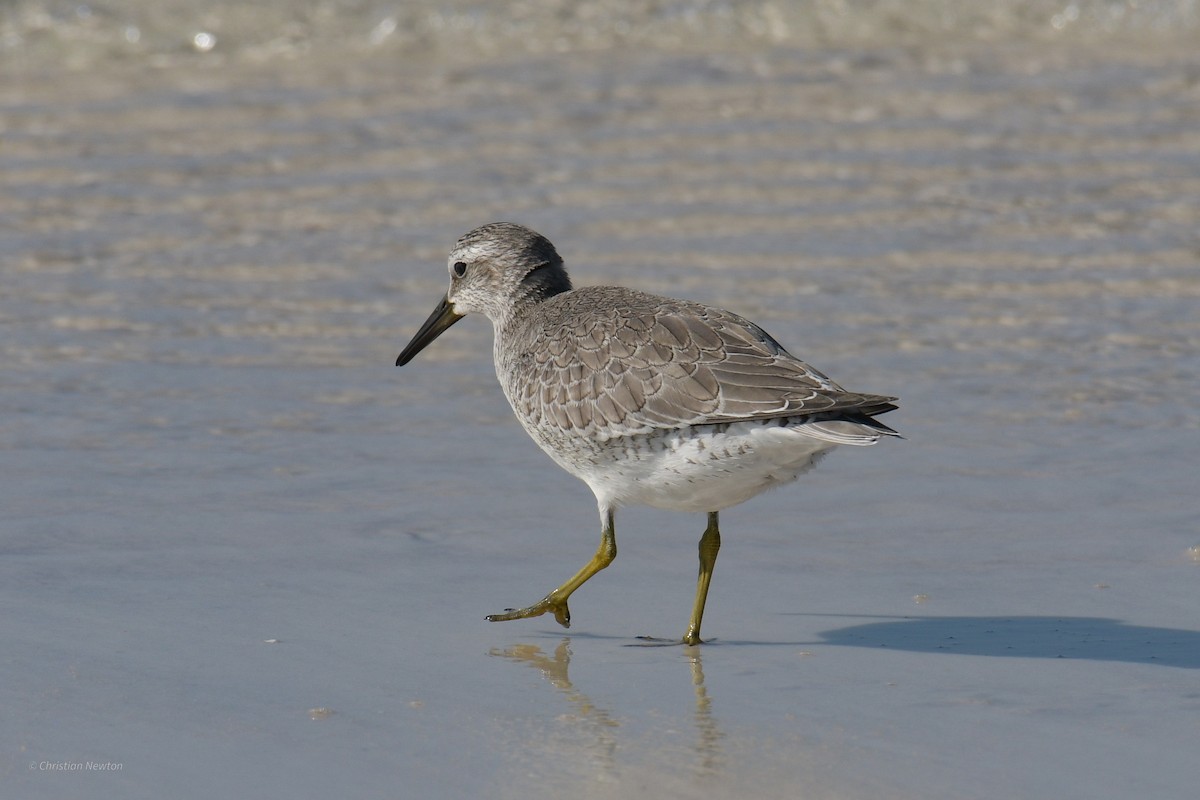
[[517, 287, 898, 442]]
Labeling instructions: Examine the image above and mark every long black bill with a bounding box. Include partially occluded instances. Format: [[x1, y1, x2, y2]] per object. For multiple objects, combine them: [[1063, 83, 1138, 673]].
[[395, 295, 464, 366]]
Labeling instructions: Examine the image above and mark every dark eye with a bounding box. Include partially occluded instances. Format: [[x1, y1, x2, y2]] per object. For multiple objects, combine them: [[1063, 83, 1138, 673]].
[[452, 261, 467, 278]]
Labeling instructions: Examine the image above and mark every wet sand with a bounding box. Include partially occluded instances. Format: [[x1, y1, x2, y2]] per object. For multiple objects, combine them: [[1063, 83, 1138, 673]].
[[3, 2, 1199, 798]]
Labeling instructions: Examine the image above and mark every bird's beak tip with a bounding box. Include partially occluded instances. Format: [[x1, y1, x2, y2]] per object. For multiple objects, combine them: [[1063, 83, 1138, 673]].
[[395, 295, 464, 367]]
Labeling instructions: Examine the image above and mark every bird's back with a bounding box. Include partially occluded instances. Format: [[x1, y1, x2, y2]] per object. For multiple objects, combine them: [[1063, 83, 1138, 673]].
[[497, 284, 897, 443]]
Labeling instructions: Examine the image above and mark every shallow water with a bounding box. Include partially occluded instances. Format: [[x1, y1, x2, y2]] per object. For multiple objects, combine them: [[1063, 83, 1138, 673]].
[[3, 2, 1199, 798]]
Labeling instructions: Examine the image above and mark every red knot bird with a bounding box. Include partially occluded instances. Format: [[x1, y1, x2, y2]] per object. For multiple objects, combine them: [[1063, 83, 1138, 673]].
[[397, 222, 899, 644]]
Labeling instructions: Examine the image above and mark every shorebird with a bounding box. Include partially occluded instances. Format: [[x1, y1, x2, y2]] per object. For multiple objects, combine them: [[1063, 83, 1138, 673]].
[[396, 223, 898, 644]]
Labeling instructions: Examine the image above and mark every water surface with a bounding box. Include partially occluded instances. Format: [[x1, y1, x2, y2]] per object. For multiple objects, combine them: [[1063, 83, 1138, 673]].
[[3, 2, 1198, 798]]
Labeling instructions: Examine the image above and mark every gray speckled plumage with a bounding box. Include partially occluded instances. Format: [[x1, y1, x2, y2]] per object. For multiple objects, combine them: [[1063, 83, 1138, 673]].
[[500, 283, 896, 442], [396, 222, 899, 642]]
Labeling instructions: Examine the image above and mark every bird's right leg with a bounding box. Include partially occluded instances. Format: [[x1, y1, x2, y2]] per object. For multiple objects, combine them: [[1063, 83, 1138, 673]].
[[487, 508, 616, 629], [682, 512, 721, 645]]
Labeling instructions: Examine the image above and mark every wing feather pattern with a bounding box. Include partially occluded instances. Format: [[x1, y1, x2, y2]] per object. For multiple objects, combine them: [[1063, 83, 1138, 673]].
[[508, 286, 898, 442]]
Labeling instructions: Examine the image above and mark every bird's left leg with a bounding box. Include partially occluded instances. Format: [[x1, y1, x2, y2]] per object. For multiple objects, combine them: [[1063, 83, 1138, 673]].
[[487, 507, 617, 629]]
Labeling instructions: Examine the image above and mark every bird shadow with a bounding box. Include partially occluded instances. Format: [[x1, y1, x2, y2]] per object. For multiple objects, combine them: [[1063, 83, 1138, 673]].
[[804, 614, 1200, 669]]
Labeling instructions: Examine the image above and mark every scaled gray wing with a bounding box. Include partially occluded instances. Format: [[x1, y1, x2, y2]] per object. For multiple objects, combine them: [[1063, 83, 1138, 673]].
[[518, 288, 896, 441]]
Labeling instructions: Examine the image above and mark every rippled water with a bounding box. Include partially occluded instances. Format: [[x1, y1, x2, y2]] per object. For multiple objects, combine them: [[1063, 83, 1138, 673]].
[[3, 2, 1199, 798]]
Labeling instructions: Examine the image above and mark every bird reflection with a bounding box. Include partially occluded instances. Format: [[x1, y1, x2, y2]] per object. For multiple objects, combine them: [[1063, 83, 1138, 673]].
[[490, 640, 618, 771], [688, 651, 724, 775], [489, 639, 724, 778]]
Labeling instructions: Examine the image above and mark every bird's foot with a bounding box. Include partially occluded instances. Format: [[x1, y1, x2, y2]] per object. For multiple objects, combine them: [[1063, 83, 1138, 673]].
[[486, 594, 571, 628], [628, 634, 712, 647]]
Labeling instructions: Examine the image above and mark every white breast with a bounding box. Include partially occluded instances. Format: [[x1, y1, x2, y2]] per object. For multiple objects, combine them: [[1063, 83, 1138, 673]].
[[574, 420, 868, 513]]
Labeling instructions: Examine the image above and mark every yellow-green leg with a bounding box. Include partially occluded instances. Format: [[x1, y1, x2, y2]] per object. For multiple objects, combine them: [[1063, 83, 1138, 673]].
[[487, 509, 617, 629], [683, 512, 721, 645]]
